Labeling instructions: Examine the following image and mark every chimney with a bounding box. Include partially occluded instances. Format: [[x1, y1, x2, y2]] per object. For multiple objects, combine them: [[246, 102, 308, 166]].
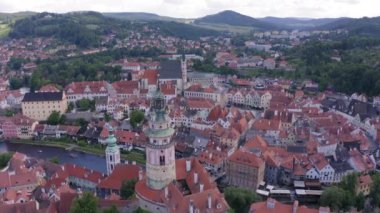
[[164, 186, 168, 198], [186, 159, 191, 172], [266, 198, 275, 209], [293, 200, 298, 213], [319, 207, 330, 213], [194, 172, 198, 184], [138, 170, 143, 181], [189, 200, 194, 213], [208, 193, 212, 209], [200, 183, 204, 192]]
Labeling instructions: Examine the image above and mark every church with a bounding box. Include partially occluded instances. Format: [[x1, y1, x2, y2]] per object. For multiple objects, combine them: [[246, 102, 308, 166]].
[[134, 86, 229, 213], [158, 57, 187, 93]]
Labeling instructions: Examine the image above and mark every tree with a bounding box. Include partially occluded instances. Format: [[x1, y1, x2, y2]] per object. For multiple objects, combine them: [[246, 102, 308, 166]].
[[0, 153, 12, 169], [77, 99, 92, 111], [102, 206, 119, 213], [224, 187, 260, 213], [320, 186, 353, 212], [59, 114, 66, 124], [104, 112, 111, 122], [356, 192, 365, 211], [339, 172, 358, 195], [68, 102, 74, 112], [47, 111, 61, 125], [75, 118, 89, 128], [132, 207, 150, 213], [7, 57, 24, 70], [71, 192, 97, 213], [130, 110, 144, 128], [4, 108, 17, 117], [9, 77, 24, 90], [49, 156, 60, 164], [120, 179, 137, 200], [370, 173, 380, 207]]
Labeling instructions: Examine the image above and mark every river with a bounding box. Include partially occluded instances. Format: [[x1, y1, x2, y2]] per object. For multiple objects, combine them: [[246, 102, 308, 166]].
[[0, 141, 107, 173]]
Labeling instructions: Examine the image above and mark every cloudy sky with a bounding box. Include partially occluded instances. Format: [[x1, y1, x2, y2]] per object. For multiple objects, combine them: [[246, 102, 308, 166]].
[[0, 0, 379, 18]]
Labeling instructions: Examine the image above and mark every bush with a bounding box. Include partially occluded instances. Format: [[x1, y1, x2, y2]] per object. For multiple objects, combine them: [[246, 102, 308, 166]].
[[0, 153, 12, 169]]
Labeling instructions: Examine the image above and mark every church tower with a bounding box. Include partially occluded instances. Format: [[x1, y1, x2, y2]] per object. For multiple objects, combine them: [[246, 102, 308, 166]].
[[181, 53, 187, 91], [105, 125, 120, 175], [145, 87, 176, 190]]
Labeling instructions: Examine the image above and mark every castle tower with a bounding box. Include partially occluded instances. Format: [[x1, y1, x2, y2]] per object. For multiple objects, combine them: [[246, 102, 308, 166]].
[[144, 86, 176, 190], [105, 125, 120, 175], [181, 53, 187, 91]]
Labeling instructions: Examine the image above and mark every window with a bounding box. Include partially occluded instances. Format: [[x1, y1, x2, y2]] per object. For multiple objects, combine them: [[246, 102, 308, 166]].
[[159, 156, 165, 165], [109, 155, 113, 162]]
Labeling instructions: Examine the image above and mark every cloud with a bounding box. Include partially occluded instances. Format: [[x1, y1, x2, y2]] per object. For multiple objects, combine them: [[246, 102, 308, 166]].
[[0, 0, 378, 18]]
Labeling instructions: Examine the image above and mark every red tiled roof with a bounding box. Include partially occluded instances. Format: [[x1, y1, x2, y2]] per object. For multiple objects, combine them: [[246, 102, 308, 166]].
[[0, 201, 39, 213], [98, 164, 139, 190], [65, 81, 108, 94], [244, 135, 268, 152], [115, 130, 138, 144], [228, 149, 264, 168], [253, 119, 281, 131], [48, 164, 104, 187], [249, 198, 321, 213], [58, 192, 78, 213], [359, 175, 372, 186], [207, 105, 228, 121], [160, 83, 176, 95], [58, 125, 81, 136], [142, 70, 158, 85], [112, 80, 139, 94], [38, 84, 60, 93]]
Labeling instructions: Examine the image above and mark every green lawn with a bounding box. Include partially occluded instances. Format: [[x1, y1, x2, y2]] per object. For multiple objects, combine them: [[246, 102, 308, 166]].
[[0, 24, 10, 38], [192, 22, 254, 34]]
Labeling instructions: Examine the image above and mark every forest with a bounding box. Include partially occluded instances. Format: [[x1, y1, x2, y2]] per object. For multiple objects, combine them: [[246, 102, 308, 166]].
[[286, 36, 380, 96]]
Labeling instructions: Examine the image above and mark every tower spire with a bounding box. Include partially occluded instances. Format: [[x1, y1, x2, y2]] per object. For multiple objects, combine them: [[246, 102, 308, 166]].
[[157, 73, 160, 91], [105, 123, 120, 175]]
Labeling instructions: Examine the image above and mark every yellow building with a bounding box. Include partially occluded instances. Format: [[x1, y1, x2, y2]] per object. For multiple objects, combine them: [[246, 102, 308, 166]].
[[356, 175, 372, 196], [21, 92, 68, 121]]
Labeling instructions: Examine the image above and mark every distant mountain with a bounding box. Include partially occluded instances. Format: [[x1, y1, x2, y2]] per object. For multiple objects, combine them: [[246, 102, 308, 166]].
[[258, 17, 345, 29], [317, 16, 380, 36], [194, 10, 278, 30], [103, 12, 186, 22]]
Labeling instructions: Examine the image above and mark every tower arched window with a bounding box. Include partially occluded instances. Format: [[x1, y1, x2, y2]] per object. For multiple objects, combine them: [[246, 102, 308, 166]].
[[109, 155, 113, 162], [159, 156, 165, 165]]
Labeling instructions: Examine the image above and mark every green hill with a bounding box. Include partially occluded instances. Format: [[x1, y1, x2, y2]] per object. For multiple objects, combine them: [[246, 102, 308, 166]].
[[7, 11, 219, 46], [0, 11, 36, 23], [194, 10, 277, 31], [103, 12, 187, 22], [258, 17, 344, 29], [8, 12, 119, 48], [318, 16, 380, 36]]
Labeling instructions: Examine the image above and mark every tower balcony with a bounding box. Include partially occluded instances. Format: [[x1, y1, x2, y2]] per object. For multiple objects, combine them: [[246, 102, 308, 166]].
[[146, 140, 175, 149]]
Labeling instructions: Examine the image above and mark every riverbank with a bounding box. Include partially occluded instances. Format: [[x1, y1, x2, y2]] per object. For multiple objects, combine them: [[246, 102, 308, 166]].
[[8, 139, 145, 164]]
